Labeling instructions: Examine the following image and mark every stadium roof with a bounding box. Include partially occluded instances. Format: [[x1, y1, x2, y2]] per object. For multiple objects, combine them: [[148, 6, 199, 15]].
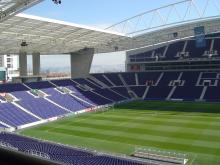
[[0, 0, 43, 22], [0, 13, 130, 55], [1, 13, 220, 56], [1, 0, 220, 55]]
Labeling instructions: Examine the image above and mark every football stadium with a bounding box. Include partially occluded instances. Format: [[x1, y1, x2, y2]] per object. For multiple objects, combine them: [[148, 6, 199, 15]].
[[0, 0, 220, 165]]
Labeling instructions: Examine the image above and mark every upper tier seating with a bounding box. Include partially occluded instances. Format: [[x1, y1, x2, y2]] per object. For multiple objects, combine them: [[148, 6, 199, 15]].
[[145, 86, 172, 100], [86, 78, 103, 88], [51, 79, 114, 106], [42, 88, 90, 112], [25, 81, 54, 89], [171, 86, 203, 101], [204, 86, 220, 101], [165, 41, 185, 60], [104, 74, 123, 86], [94, 88, 126, 102], [137, 72, 161, 85], [130, 86, 147, 98], [171, 72, 203, 100], [25, 81, 91, 112], [120, 73, 136, 86], [214, 38, 220, 53], [155, 46, 166, 58], [0, 83, 28, 93], [129, 34, 220, 62], [111, 87, 131, 99], [185, 39, 211, 58], [79, 90, 113, 105], [73, 78, 101, 89], [130, 51, 153, 62], [156, 72, 180, 86], [50, 79, 96, 105], [92, 74, 113, 87]]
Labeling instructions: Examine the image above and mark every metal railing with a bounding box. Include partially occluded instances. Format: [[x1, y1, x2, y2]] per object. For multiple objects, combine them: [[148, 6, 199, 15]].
[[25, 149, 50, 160], [0, 141, 18, 151]]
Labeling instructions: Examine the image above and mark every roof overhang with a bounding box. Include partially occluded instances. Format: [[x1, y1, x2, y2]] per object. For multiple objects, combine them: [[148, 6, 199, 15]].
[[0, 0, 44, 22], [0, 13, 130, 55], [0, 13, 220, 55]]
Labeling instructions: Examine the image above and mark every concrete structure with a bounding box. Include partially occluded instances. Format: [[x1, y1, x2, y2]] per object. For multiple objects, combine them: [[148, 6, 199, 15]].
[[70, 48, 94, 78], [19, 51, 27, 77], [0, 0, 43, 23], [0, 13, 127, 80], [32, 52, 41, 76], [0, 13, 127, 55]]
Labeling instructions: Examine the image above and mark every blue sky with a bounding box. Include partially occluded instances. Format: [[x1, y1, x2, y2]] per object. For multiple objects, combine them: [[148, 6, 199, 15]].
[[23, 0, 220, 68], [25, 0, 178, 28], [23, 0, 191, 68], [24, 0, 178, 68]]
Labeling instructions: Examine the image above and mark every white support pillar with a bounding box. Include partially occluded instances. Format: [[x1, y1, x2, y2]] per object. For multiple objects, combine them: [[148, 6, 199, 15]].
[[70, 48, 94, 79], [19, 50, 27, 77], [32, 52, 41, 76]]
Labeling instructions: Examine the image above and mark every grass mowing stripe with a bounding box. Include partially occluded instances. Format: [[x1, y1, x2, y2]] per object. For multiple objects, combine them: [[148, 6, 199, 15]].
[[90, 115, 220, 130], [102, 113, 220, 126], [46, 127, 220, 156], [69, 117, 220, 136], [39, 121, 220, 143], [106, 110, 220, 121], [42, 114, 218, 134], [116, 101, 220, 113], [39, 109, 220, 128], [37, 116, 220, 137], [45, 124, 220, 149]]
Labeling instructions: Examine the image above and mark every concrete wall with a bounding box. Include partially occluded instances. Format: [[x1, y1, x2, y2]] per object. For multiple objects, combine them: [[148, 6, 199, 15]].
[[70, 48, 94, 78], [32, 52, 40, 76], [19, 51, 27, 76]]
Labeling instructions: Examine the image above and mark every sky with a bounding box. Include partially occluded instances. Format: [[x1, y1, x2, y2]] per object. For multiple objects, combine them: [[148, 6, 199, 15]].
[[24, 0, 178, 27], [23, 0, 220, 70], [23, 0, 180, 69]]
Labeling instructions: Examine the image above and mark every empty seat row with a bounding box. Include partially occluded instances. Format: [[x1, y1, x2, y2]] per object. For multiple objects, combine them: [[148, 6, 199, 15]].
[[0, 133, 145, 165]]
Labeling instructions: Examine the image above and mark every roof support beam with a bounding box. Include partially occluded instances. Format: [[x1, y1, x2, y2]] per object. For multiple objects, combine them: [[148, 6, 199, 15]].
[[32, 52, 41, 76], [70, 48, 94, 79], [19, 50, 27, 77]]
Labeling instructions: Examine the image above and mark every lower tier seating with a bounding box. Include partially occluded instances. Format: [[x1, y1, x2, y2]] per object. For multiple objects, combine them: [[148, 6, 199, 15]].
[[0, 133, 145, 165], [0, 103, 39, 127], [0, 70, 220, 128]]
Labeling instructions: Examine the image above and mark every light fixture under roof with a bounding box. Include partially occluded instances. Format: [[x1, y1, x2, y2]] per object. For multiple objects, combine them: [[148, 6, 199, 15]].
[[52, 0, 61, 5]]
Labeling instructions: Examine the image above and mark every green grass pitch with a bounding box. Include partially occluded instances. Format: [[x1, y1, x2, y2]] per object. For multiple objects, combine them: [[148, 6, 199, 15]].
[[19, 101, 220, 165]]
